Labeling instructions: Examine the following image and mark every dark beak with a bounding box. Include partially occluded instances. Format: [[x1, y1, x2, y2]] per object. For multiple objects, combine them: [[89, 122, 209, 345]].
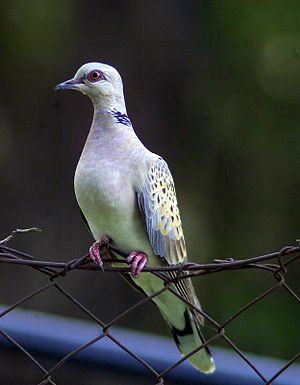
[[54, 77, 83, 91]]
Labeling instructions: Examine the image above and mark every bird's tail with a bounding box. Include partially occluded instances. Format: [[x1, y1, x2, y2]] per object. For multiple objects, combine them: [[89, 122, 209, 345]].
[[153, 277, 215, 374], [124, 271, 215, 373], [166, 306, 215, 373]]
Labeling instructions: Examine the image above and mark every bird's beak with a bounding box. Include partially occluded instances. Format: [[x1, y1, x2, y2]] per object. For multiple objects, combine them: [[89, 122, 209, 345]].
[[54, 77, 84, 91]]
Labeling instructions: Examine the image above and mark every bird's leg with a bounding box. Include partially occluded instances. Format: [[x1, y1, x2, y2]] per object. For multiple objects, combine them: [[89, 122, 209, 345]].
[[127, 251, 148, 277], [89, 236, 109, 270]]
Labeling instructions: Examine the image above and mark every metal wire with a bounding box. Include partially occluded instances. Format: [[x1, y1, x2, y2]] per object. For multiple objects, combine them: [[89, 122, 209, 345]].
[[0, 228, 299, 385]]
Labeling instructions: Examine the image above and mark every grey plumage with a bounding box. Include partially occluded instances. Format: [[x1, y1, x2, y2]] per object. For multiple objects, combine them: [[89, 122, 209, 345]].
[[55, 62, 215, 374]]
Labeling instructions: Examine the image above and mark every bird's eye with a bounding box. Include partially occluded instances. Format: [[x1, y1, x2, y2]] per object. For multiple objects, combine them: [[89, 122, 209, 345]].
[[87, 70, 105, 82]]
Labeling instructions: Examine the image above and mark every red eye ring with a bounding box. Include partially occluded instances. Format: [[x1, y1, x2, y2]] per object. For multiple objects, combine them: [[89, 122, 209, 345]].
[[87, 70, 105, 82]]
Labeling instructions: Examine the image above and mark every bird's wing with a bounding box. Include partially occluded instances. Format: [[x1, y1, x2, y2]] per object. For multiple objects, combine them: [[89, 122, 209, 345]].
[[137, 157, 186, 265], [137, 158, 213, 367]]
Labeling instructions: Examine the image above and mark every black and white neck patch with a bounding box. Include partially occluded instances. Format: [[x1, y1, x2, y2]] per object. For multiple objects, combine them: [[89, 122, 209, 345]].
[[109, 108, 132, 127]]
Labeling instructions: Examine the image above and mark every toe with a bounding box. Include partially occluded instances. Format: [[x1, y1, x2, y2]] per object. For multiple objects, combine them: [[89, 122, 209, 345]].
[[89, 242, 103, 267], [127, 252, 148, 277], [131, 255, 142, 276], [127, 251, 138, 263], [136, 257, 147, 275]]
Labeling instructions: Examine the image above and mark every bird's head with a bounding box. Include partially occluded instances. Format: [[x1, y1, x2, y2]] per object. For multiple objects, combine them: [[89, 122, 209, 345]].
[[55, 62, 125, 107]]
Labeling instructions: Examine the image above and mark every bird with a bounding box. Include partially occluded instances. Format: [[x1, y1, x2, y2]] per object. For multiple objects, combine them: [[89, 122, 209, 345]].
[[55, 62, 215, 374]]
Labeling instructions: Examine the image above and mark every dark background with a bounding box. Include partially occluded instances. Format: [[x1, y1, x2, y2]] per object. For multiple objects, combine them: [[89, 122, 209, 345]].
[[0, 0, 299, 382]]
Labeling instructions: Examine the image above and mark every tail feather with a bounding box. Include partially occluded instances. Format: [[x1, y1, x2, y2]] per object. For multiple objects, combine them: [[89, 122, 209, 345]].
[[122, 271, 215, 373], [153, 273, 215, 373], [159, 270, 215, 373], [167, 308, 215, 373]]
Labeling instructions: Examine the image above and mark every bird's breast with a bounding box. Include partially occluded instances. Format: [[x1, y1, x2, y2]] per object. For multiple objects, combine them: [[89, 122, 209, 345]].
[[75, 157, 134, 219], [74, 156, 152, 256]]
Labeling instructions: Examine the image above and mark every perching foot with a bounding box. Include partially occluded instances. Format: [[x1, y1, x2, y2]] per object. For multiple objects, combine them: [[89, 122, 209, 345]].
[[89, 241, 104, 270], [127, 251, 148, 277]]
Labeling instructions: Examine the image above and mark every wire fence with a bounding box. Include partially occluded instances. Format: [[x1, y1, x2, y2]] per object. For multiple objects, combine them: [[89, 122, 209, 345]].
[[0, 228, 299, 385]]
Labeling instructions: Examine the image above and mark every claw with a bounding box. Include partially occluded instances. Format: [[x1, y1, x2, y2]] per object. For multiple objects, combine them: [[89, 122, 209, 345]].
[[89, 241, 104, 270], [127, 251, 148, 277]]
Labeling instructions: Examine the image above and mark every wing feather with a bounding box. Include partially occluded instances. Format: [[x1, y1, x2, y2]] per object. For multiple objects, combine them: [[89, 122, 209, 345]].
[[138, 157, 186, 265]]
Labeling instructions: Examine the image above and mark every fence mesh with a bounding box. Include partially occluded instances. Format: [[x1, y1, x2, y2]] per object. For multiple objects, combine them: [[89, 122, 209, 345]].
[[0, 228, 299, 385]]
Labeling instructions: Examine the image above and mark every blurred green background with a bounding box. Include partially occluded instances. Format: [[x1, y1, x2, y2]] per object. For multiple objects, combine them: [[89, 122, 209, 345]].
[[0, 0, 299, 381]]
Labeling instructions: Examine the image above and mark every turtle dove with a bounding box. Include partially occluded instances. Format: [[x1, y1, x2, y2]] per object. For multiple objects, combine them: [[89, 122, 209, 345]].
[[55, 62, 215, 373]]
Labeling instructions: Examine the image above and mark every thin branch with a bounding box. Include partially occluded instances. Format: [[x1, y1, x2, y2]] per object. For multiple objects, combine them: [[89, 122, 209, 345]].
[[0, 227, 41, 245]]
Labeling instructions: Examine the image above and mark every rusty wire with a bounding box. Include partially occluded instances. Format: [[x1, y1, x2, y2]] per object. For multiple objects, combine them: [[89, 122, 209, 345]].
[[0, 228, 299, 385]]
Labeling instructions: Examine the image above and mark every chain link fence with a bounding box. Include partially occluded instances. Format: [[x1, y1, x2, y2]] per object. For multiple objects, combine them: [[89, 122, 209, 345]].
[[0, 228, 299, 385]]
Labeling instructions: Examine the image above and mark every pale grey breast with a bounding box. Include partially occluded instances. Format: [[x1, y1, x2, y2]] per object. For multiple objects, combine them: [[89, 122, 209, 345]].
[[75, 154, 136, 236]]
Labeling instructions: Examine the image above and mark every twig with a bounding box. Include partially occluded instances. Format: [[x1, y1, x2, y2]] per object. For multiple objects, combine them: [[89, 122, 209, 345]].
[[0, 227, 41, 245]]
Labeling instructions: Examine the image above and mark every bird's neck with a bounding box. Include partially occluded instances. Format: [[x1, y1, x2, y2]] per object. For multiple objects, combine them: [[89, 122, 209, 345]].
[[92, 97, 132, 128], [82, 100, 134, 153]]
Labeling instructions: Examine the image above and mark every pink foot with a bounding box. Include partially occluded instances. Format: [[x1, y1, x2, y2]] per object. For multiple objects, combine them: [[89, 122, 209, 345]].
[[89, 241, 104, 270], [127, 251, 148, 277]]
